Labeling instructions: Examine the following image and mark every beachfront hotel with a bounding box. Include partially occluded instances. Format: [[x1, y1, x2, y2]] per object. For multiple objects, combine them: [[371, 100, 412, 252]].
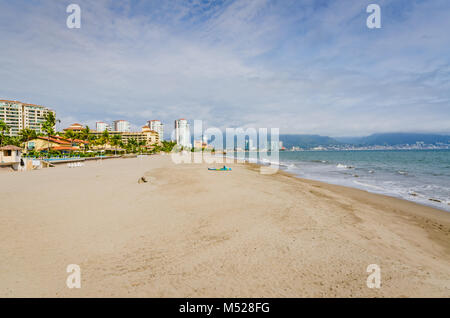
[[148, 120, 164, 142], [174, 119, 191, 148], [0, 100, 55, 136], [96, 121, 111, 132], [90, 124, 160, 146], [113, 120, 131, 132]]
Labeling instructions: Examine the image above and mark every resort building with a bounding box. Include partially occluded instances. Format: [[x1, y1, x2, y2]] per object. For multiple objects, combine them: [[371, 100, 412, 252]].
[[113, 120, 130, 132], [25, 136, 87, 153], [148, 120, 164, 141], [63, 123, 84, 133], [90, 125, 160, 146], [0, 100, 55, 136], [174, 119, 191, 148], [96, 121, 110, 132]]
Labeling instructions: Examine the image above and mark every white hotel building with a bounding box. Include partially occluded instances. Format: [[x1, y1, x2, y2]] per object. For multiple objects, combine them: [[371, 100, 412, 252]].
[[174, 119, 191, 148], [113, 120, 131, 132], [96, 121, 111, 132], [147, 120, 164, 141]]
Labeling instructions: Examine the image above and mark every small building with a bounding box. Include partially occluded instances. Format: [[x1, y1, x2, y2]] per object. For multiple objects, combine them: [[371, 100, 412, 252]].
[[25, 136, 86, 153], [0, 145, 23, 171]]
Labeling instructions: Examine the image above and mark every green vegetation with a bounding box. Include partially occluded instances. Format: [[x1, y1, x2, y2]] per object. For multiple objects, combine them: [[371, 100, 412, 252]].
[[0, 120, 10, 146], [42, 112, 60, 152], [0, 120, 22, 146], [19, 128, 37, 143]]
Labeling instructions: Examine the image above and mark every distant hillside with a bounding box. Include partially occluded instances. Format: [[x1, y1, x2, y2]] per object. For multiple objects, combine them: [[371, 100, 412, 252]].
[[206, 132, 450, 149], [335, 133, 450, 146], [279, 134, 340, 148]]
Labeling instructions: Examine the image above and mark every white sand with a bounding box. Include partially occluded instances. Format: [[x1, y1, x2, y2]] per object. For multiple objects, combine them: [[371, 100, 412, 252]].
[[0, 155, 449, 297]]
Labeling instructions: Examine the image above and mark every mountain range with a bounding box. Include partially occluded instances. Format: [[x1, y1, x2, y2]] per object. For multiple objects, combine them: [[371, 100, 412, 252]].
[[279, 133, 450, 148]]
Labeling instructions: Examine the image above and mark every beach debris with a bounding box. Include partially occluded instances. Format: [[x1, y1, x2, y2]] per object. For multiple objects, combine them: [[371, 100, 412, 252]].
[[208, 165, 232, 171], [138, 176, 148, 184], [409, 192, 418, 197], [429, 198, 441, 203]]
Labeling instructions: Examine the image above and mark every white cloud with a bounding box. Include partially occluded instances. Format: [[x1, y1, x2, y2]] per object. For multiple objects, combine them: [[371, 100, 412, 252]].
[[0, 0, 449, 136]]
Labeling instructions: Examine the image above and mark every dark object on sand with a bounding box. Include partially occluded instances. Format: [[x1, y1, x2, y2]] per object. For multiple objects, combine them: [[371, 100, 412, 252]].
[[138, 176, 148, 184]]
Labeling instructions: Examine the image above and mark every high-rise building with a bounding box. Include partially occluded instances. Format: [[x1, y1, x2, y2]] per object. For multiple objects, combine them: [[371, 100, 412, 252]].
[[113, 120, 130, 132], [96, 121, 110, 132], [147, 120, 164, 141], [0, 100, 55, 136], [174, 119, 190, 148]]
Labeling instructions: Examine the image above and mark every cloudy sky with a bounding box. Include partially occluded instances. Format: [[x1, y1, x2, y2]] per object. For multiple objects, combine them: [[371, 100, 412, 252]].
[[0, 0, 449, 137]]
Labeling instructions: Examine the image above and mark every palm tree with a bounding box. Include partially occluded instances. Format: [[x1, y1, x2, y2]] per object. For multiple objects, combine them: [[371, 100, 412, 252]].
[[19, 128, 37, 143], [64, 129, 76, 141], [111, 135, 121, 155], [0, 120, 10, 146], [41, 112, 60, 154], [80, 126, 90, 142], [138, 140, 146, 153], [63, 129, 77, 155], [161, 140, 176, 153], [102, 129, 109, 142], [127, 138, 138, 153]]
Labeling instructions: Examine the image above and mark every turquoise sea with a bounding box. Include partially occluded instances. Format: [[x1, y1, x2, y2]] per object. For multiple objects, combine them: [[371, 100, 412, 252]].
[[237, 150, 450, 211]]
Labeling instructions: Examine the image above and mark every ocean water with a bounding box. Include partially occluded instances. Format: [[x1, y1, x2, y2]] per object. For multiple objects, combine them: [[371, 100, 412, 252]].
[[236, 150, 450, 212]]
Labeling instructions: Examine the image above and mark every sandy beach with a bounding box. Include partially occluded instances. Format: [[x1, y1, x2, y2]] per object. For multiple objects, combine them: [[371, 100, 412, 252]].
[[0, 154, 449, 297]]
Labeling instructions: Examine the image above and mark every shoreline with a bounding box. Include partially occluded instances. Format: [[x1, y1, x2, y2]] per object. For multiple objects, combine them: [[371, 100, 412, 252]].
[[253, 163, 450, 253], [279, 165, 449, 213], [224, 153, 450, 213], [242, 160, 450, 250], [1, 155, 449, 297]]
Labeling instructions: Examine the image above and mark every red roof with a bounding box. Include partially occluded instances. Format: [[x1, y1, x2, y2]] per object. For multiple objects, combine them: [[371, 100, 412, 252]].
[[53, 136, 89, 144], [72, 139, 89, 144], [0, 100, 22, 103], [22, 103, 44, 107], [37, 136, 71, 145]]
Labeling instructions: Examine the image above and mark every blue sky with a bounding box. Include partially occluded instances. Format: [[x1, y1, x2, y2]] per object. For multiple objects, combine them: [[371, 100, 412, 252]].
[[0, 0, 449, 136]]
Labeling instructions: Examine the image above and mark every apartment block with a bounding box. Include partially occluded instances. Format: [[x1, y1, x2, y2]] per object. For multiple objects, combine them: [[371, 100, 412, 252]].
[[0, 100, 55, 136]]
